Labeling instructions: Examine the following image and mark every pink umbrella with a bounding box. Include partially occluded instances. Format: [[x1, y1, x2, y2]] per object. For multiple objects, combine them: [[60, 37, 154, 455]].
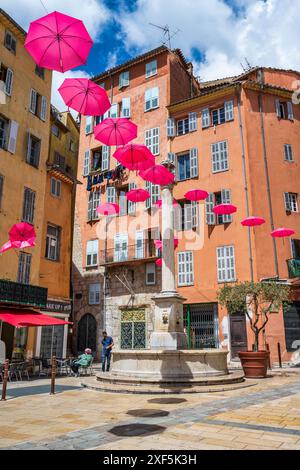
[[213, 204, 237, 215], [139, 165, 175, 186], [156, 258, 162, 267], [114, 144, 154, 170], [0, 241, 13, 254], [271, 228, 295, 238], [94, 118, 137, 146], [24, 11, 93, 72], [241, 216, 266, 227], [96, 203, 120, 216], [9, 223, 36, 244], [154, 199, 178, 209], [154, 238, 179, 249], [58, 78, 110, 116], [185, 189, 209, 201], [126, 189, 150, 203]]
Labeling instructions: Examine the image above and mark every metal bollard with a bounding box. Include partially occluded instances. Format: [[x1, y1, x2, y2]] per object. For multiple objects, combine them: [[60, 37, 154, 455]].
[[50, 355, 57, 395], [1, 360, 9, 401], [266, 343, 272, 369], [277, 342, 282, 368]]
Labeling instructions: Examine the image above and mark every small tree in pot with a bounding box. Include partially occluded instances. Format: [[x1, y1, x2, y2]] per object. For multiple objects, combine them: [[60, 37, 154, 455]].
[[218, 281, 290, 378]]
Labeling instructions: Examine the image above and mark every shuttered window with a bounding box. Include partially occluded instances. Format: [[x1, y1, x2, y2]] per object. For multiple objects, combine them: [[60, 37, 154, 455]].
[[206, 193, 216, 225], [167, 118, 175, 137], [145, 87, 159, 111], [121, 97, 131, 117], [88, 190, 100, 220], [22, 187, 36, 224], [119, 71, 129, 88], [4, 30, 17, 53], [101, 145, 110, 170], [40, 96, 47, 121], [45, 224, 60, 261], [17, 253, 32, 284], [86, 240, 98, 267], [284, 192, 298, 212], [29, 89, 37, 114], [145, 127, 159, 155], [284, 144, 293, 162], [188, 112, 197, 132], [5, 68, 13, 96], [178, 251, 194, 286], [216, 246, 236, 282], [107, 186, 116, 204], [7, 120, 18, 154], [201, 108, 210, 128], [0, 174, 4, 210], [128, 182, 136, 214], [146, 263, 156, 285], [51, 178, 61, 197], [26, 134, 41, 168], [85, 116, 93, 134], [146, 60, 157, 78], [211, 140, 228, 173], [145, 181, 160, 209], [89, 284, 101, 304], [83, 150, 90, 176]]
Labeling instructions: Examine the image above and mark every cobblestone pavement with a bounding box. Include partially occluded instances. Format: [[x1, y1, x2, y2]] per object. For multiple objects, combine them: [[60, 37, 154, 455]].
[[1, 374, 300, 450]]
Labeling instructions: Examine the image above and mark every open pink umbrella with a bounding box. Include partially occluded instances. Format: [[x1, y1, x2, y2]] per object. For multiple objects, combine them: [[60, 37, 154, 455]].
[[156, 258, 162, 267], [114, 144, 154, 170], [96, 203, 120, 216], [271, 228, 295, 238], [154, 199, 178, 209], [126, 189, 150, 203], [94, 118, 137, 146], [139, 165, 175, 186], [154, 238, 179, 250], [213, 204, 237, 215], [0, 241, 13, 254], [9, 223, 36, 244], [241, 216, 265, 227], [58, 78, 110, 116], [185, 189, 209, 201], [24, 11, 93, 72]]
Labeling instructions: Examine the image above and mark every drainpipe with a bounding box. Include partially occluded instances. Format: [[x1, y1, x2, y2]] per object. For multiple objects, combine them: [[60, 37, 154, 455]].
[[258, 93, 279, 277], [237, 86, 254, 282]]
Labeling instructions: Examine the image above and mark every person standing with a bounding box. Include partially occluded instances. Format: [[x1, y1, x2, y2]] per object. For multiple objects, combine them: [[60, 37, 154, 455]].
[[101, 331, 114, 372]]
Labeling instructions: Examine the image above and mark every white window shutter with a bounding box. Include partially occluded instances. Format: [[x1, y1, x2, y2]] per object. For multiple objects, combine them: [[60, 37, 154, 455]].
[[83, 150, 90, 176], [5, 69, 13, 96], [190, 148, 198, 178], [221, 189, 232, 223], [85, 116, 93, 134], [167, 118, 175, 137], [201, 108, 210, 128], [206, 193, 216, 225], [184, 203, 192, 230], [29, 89, 37, 113], [110, 103, 118, 118], [107, 186, 116, 203], [284, 192, 292, 211], [188, 112, 197, 132], [192, 201, 199, 229], [101, 145, 110, 171], [152, 87, 159, 108], [287, 102, 294, 121], [167, 152, 176, 164], [145, 89, 151, 111], [87, 193, 93, 220], [121, 97, 131, 117], [7, 120, 19, 154], [174, 205, 182, 231], [145, 181, 151, 209], [225, 100, 234, 121], [40, 96, 47, 121], [275, 99, 281, 118], [128, 182, 136, 214], [26, 132, 32, 163], [152, 184, 160, 206]]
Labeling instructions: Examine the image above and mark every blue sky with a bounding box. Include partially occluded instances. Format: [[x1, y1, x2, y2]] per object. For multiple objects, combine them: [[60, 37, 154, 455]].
[[2, 0, 299, 110]]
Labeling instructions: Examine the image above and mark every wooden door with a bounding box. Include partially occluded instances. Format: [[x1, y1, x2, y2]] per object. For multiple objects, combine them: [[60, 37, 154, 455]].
[[230, 315, 248, 359]]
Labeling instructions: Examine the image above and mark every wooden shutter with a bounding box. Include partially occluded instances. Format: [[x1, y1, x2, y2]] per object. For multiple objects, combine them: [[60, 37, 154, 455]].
[[145, 89, 151, 111], [174, 204, 182, 231], [190, 148, 198, 178], [5, 69, 13, 96], [188, 112, 197, 132], [122, 97, 131, 117], [275, 99, 281, 118], [87, 193, 93, 221], [7, 120, 18, 154], [107, 186, 116, 203], [152, 87, 159, 108], [184, 204, 192, 230], [26, 132, 32, 163], [225, 100, 234, 121], [287, 102, 294, 120], [221, 189, 232, 223], [167, 118, 175, 137], [145, 181, 151, 209], [85, 116, 93, 134], [29, 89, 37, 113], [83, 150, 90, 176], [201, 108, 210, 128], [101, 145, 110, 171], [192, 201, 199, 228], [128, 182, 136, 214], [206, 193, 216, 225], [284, 192, 292, 211], [40, 96, 47, 121]]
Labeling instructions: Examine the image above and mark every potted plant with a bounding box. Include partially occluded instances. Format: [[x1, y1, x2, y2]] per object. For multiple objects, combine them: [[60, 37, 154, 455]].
[[218, 281, 290, 378]]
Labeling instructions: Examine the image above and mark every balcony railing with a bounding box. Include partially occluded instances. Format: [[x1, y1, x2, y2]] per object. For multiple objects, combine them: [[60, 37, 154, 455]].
[[0, 280, 48, 308], [99, 240, 159, 265], [287, 259, 300, 278]]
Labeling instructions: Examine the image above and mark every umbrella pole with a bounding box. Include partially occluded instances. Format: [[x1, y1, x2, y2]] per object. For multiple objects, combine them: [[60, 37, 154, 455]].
[[0, 320, 2, 340], [103, 217, 108, 332]]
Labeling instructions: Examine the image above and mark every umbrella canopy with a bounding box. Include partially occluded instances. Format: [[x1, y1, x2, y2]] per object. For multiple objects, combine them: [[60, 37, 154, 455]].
[[185, 189, 209, 201], [9, 223, 36, 244], [241, 216, 266, 227], [114, 144, 154, 170], [154, 199, 178, 209], [94, 118, 137, 146], [126, 189, 150, 203], [0, 309, 71, 327], [0, 241, 13, 254], [271, 228, 295, 238], [213, 204, 237, 216], [96, 203, 120, 216], [156, 258, 162, 267], [139, 165, 175, 186], [154, 238, 179, 250], [24, 11, 93, 72], [0, 238, 36, 254], [58, 78, 110, 116]]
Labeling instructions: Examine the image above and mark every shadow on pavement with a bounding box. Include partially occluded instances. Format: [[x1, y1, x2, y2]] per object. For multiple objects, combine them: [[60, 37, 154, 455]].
[[0, 384, 80, 399], [148, 397, 187, 404], [127, 409, 169, 418], [109, 423, 166, 437]]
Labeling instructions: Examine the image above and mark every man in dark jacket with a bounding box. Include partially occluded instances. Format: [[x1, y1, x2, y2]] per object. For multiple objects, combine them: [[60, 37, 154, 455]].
[[101, 331, 114, 372]]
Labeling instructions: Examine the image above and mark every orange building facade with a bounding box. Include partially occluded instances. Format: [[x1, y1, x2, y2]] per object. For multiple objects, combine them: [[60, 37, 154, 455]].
[[73, 46, 300, 363]]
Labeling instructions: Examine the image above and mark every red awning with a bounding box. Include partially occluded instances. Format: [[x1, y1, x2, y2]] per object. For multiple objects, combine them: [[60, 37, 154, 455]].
[[0, 309, 72, 327]]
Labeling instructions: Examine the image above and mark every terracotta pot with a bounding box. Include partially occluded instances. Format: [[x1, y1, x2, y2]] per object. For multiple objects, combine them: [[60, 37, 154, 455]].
[[238, 351, 270, 378]]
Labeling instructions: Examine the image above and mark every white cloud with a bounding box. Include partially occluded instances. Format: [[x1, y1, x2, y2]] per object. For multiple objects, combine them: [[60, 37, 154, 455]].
[[106, 51, 118, 70], [1, 0, 110, 40], [117, 0, 300, 81], [51, 70, 90, 116]]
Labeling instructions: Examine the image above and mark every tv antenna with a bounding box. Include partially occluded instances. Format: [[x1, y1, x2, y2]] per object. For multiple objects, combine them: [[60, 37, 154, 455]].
[[149, 23, 181, 49], [240, 57, 253, 72]]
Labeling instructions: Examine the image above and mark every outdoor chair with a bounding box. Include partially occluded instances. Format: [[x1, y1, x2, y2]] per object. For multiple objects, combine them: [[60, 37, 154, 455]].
[[8, 362, 20, 381], [17, 361, 30, 381], [78, 357, 94, 377], [56, 359, 70, 376], [39, 358, 51, 376]]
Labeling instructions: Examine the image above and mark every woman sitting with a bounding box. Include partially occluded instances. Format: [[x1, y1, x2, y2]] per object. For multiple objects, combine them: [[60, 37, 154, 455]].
[[70, 348, 93, 376]]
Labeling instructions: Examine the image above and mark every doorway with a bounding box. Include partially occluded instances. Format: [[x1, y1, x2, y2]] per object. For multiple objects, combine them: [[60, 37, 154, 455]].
[[77, 313, 97, 354], [230, 315, 248, 359]]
